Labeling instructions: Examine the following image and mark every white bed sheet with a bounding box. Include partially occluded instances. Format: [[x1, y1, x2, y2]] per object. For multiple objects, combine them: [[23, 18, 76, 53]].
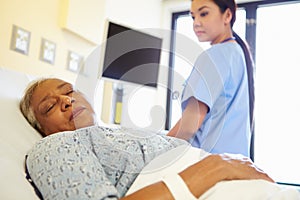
[[127, 145, 300, 200]]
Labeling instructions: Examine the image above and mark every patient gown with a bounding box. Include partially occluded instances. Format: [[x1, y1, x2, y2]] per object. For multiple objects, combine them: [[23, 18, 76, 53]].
[[25, 125, 186, 200]]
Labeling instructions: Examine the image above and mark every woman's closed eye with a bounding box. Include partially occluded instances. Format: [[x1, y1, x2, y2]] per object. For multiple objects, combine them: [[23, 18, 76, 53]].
[[63, 83, 76, 97], [41, 102, 56, 114], [44, 100, 57, 114], [45, 104, 55, 113], [40, 99, 57, 114]]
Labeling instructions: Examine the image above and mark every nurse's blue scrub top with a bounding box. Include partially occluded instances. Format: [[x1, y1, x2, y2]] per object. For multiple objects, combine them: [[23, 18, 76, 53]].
[[181, 42, 251, 156]]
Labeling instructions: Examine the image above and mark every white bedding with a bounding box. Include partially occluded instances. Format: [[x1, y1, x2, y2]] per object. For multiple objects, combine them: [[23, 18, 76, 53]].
[[127, 145, 300, 199], [0, 67, 42, 199]]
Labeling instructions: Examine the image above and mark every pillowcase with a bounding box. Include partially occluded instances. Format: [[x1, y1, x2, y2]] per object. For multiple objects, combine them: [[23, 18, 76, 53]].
[[0, 67, 42, 200]]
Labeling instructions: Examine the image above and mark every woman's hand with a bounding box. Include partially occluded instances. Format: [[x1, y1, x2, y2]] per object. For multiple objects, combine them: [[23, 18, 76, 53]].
[[179, 154, 274, 198], [219, 154, 274, 182]]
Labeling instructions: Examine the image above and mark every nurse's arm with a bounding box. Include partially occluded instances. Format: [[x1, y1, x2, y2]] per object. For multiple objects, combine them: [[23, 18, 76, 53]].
[[167, 97, 208, 140]]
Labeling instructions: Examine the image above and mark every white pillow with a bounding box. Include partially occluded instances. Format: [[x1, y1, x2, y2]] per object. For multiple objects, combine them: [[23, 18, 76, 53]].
[[0, 67, 42, 200]]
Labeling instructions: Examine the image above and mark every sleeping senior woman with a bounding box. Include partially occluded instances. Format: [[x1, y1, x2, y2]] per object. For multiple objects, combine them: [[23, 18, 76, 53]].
[[20, 78, 275, 200]]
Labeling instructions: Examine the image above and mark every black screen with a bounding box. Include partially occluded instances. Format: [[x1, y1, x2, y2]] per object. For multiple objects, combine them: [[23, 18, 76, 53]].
[[101, 22, 162, 88]]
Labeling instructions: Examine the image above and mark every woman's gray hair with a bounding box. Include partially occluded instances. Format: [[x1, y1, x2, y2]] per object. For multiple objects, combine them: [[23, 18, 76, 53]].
[[19, 78, 50, 136]]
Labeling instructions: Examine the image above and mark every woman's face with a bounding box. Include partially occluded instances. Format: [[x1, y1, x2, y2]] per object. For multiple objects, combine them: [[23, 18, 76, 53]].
[[190, 0, 232, 44], [30, 79, 96, 136]]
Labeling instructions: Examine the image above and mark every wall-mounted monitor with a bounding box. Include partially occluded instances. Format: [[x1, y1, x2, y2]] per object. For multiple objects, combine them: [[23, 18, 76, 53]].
[[100, 20, 162, 88]]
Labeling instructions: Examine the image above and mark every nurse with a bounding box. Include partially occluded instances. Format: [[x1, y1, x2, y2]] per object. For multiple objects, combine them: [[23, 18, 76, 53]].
[[167, 0, 255, 157]]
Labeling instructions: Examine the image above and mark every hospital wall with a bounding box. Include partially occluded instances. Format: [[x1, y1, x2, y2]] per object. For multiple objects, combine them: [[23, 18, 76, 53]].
[[0, 0, 166, 80], [1, 0, 251, 130], [0, 0, 184, 129]]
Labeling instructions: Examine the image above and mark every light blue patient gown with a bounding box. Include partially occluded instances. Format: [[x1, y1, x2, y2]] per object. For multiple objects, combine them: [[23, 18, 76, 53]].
[[26, 126, 186, 200], [181, 42, 251, 156]]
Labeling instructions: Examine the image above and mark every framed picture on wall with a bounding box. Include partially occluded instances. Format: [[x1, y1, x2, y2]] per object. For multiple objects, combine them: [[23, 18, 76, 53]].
[[10, 25, 31, 55], [39, 38, 56, 64], [67, 50, 83, 73]]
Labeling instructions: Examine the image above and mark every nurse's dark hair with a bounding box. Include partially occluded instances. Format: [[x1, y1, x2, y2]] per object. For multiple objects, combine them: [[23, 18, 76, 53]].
[[191, 0, 255, 131]]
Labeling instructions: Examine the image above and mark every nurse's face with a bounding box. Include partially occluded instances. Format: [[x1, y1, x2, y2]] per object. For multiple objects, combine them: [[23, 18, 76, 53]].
[[30, 78, 96, 136], [190, 0, 232, 44]]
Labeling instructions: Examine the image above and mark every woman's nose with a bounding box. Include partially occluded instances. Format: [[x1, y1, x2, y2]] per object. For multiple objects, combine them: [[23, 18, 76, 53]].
[[193, 17, 201, 28], [61, 96, 74, 111]]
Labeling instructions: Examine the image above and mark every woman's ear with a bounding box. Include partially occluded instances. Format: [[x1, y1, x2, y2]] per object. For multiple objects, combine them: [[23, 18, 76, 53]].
[[224, 8, 233, 25]]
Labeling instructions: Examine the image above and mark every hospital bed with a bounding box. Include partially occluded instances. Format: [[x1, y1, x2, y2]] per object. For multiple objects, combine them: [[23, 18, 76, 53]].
[[1, 67, 299, 200]]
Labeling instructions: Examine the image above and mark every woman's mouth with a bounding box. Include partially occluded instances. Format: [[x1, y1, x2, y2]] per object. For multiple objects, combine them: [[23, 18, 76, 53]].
[[195, 30, 205, 37], [70, 106, 86, 121]]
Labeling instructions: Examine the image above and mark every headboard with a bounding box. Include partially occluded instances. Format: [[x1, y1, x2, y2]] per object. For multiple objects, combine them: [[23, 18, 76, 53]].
[[0, 67, 41, 199]]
